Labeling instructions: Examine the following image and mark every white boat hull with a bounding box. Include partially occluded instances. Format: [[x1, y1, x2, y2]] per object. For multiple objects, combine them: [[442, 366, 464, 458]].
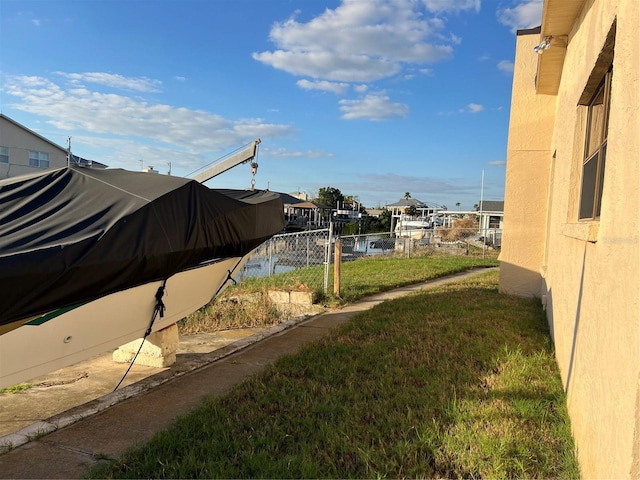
[[0, 256, 246, 389]]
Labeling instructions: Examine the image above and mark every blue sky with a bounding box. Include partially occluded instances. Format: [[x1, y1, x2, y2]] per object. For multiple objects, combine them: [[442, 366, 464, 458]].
[[0, 0, 543, 210]]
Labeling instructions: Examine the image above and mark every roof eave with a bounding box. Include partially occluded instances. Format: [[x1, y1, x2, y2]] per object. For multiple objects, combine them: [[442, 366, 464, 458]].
[[535, 0, 588, 95]]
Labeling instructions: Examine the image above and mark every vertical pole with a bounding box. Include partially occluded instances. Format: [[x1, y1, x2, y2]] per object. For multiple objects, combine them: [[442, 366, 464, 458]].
[[480, 169, 485, 259], [324, 223, 333, 293], [67, 136, 71, 167], [268, 239, 273, 277], [334, 239, 342, 297]]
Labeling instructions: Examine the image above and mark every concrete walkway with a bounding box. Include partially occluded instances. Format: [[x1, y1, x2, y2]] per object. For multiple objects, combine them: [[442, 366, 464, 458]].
[[0, 268, 495, 479]]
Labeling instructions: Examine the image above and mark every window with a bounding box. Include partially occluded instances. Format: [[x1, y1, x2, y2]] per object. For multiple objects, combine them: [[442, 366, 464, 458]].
[[579, 71, 612, 220], [28, 151, 50, 169], [576, 20, 616, 221], [579, 68, 612, 220], [0, 146, 8, 164]]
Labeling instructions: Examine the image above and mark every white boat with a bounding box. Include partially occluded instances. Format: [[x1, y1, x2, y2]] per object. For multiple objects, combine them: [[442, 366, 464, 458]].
[[394, 216, 432, 239], [0, 257, 248, 388], [0, 157, 284, 388]]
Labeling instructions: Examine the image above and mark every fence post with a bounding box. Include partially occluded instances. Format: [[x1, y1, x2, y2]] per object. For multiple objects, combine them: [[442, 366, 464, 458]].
[[334, 239, 342, 296], [323, 223, 333, 294], [268, 239, 273, 276]]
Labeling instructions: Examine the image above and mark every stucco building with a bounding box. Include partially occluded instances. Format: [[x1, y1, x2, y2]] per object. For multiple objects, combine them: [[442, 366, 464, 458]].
[[499, 0, 639, 477]]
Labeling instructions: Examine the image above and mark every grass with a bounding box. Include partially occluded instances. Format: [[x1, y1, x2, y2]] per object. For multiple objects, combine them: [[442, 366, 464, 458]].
[[240, 252, 498, 304], [89, 269, 579, 479], [0, 383, 33, 394], [179, 253, 498, 335], [334, 254, 497, 302], [179, 290, 283, 334]]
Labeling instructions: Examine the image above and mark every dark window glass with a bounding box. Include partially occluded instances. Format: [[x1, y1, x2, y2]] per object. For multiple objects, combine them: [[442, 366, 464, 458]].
[[580, 152, 599, 219]]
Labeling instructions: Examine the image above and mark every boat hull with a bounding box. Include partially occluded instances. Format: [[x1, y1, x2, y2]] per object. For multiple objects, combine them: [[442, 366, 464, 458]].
[[0, 256, 246, 389]]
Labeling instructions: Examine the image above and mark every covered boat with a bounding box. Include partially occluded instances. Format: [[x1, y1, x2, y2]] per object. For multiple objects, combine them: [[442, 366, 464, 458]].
[[0, 165, 284, 387]]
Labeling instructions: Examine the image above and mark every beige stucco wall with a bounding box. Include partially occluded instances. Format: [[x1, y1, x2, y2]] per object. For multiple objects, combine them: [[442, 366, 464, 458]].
[[0, 116, 68, 179], [501, 0, 640, 477], [499, 32, 557, 297]]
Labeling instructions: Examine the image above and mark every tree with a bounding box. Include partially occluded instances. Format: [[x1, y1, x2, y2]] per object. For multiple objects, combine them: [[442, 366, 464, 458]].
[[364, 208, 391, 233], [315, 187, 344, 209], [404, 192, 411, 200], [343, 195, 364, 212], [405, 205, 418, 217], [455, 202, 461, 210]]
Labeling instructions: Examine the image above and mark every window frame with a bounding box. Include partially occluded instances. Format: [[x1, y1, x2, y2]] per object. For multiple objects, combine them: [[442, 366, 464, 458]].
[[0, 146, 8, 164], [578, 66, 612, 221], [28, 150, 50, 169]]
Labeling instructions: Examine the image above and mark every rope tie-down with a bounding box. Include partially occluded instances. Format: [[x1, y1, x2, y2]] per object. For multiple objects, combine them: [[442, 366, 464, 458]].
[[113, 278, 168, 392], [111, 259, 245, 392]]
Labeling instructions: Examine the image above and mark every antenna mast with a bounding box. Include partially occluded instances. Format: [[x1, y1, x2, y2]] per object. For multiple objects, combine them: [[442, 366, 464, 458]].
[[67, 136, 71, 167]]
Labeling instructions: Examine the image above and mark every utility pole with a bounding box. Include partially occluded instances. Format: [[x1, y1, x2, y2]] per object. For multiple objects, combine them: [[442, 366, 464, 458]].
[[67, 136, 71, 167]]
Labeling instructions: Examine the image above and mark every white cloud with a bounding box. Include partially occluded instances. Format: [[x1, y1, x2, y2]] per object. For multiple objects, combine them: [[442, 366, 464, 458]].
[[354, 84, 369, 93], [55, 72, 162, 93], [264, 147, 334, 159], [497, 60, 514, 73], [296, 79, 349, 94], [32, 19, 41, 27], [448, 33, 462, 45], [497, 0, 543, 32], [3, 74, 294, 172], [339, 93, 409, 121], [488, 160, 506, 167], [254, 50, 404, 83], [467, 103, 484, 113], [422, 0, 481, 14], [253, 0, 460, 83]]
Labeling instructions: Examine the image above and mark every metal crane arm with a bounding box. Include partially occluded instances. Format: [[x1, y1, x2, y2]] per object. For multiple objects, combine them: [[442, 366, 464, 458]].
[[190, 139, 261, 184]]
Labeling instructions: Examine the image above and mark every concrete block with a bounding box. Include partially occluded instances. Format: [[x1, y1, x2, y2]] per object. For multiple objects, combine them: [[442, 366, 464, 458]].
[[290, 290, 315, 306], [112, 324, 178, 367], [268, 290, 290, 304]]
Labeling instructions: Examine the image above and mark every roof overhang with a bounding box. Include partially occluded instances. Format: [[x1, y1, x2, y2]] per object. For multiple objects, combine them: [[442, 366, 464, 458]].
[[535, 0, 587, 95]]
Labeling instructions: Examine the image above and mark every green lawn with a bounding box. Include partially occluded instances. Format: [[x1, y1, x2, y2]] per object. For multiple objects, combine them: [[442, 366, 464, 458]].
[[179, 253, 499, 334], [90, 269, 579, 479], [241, 253, 499, 303]]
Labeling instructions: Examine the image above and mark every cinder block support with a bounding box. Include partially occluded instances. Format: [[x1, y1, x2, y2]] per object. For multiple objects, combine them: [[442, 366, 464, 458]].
[[268, 290, 290, 304], [112, 323, 178, 367], [290, 291, 315, 305]]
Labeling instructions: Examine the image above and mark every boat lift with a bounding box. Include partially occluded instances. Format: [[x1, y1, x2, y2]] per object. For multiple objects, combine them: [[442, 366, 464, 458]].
[[190, 139, 261, 187]]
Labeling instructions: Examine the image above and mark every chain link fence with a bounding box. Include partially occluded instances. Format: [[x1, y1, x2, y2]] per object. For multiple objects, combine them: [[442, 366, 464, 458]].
[[237, 226, 501, 295], [340, 228, 501, 259], [237, 228, 333, 294]]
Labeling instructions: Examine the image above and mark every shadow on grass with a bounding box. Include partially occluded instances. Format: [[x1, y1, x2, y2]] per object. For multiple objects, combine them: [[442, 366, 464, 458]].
[[89, 272, 578, 479]]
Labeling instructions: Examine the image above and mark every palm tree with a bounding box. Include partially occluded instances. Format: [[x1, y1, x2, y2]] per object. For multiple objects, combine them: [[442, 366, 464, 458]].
[[406, 205, 418, 217], [404, 192, 411, 200], [455, 202, 461, 210]]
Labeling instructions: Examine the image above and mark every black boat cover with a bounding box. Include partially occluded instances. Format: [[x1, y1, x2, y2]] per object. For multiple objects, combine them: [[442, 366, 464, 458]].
[[0, 166, 284, 328]]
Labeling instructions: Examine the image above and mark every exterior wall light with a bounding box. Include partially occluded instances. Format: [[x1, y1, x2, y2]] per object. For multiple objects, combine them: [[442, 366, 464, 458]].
[[534, 35, 553, 54]]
